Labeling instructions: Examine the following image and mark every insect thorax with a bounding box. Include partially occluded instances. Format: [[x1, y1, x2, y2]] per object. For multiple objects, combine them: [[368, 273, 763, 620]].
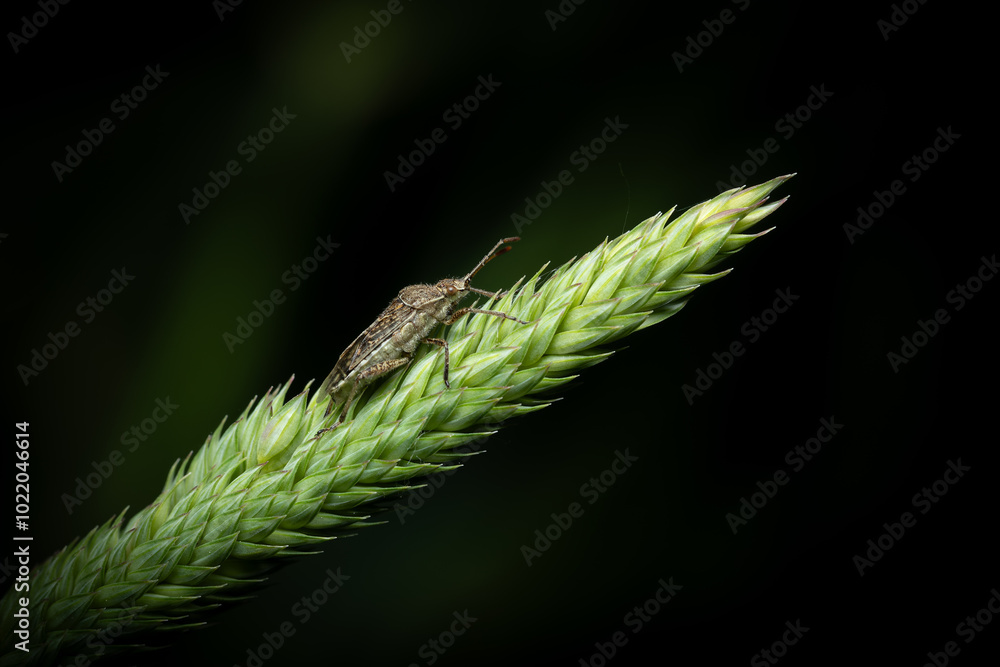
[[400, 280, 466, 321], [330, 281, 466, 402]]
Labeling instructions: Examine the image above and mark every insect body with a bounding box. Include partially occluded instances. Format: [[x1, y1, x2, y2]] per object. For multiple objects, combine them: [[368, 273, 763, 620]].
[[318, 237, 527, 433]]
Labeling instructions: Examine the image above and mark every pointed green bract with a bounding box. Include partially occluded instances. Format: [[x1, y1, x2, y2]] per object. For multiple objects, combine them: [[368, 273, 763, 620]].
[[0, 175, 793, 666]]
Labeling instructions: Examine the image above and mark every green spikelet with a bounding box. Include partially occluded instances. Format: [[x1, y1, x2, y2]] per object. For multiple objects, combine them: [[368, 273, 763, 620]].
[[0, 175, 793, 666]]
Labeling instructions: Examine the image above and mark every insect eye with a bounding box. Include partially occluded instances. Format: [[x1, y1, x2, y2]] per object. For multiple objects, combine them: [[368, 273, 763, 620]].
[[447, 285, 458, 295]]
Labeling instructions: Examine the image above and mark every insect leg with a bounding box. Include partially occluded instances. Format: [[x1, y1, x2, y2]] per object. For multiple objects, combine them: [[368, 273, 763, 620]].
[[424, 337, 450, 389], [317, 358, 411, 435], [443, 307, 528, 326], [315, 380, 363, 435], [466, 286, 507, 300], [323, 383, 341, 417]]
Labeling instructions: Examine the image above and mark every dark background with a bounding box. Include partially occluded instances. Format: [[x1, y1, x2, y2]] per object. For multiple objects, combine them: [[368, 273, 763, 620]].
[[2, 1, 993, 665]]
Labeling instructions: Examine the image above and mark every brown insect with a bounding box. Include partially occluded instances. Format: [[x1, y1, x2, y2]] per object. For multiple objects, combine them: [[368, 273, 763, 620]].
[[317, 237, 527, 433]]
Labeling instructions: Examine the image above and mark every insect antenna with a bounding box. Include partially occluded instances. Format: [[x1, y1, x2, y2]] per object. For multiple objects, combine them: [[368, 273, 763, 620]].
[[464, 236, 521, 281]]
